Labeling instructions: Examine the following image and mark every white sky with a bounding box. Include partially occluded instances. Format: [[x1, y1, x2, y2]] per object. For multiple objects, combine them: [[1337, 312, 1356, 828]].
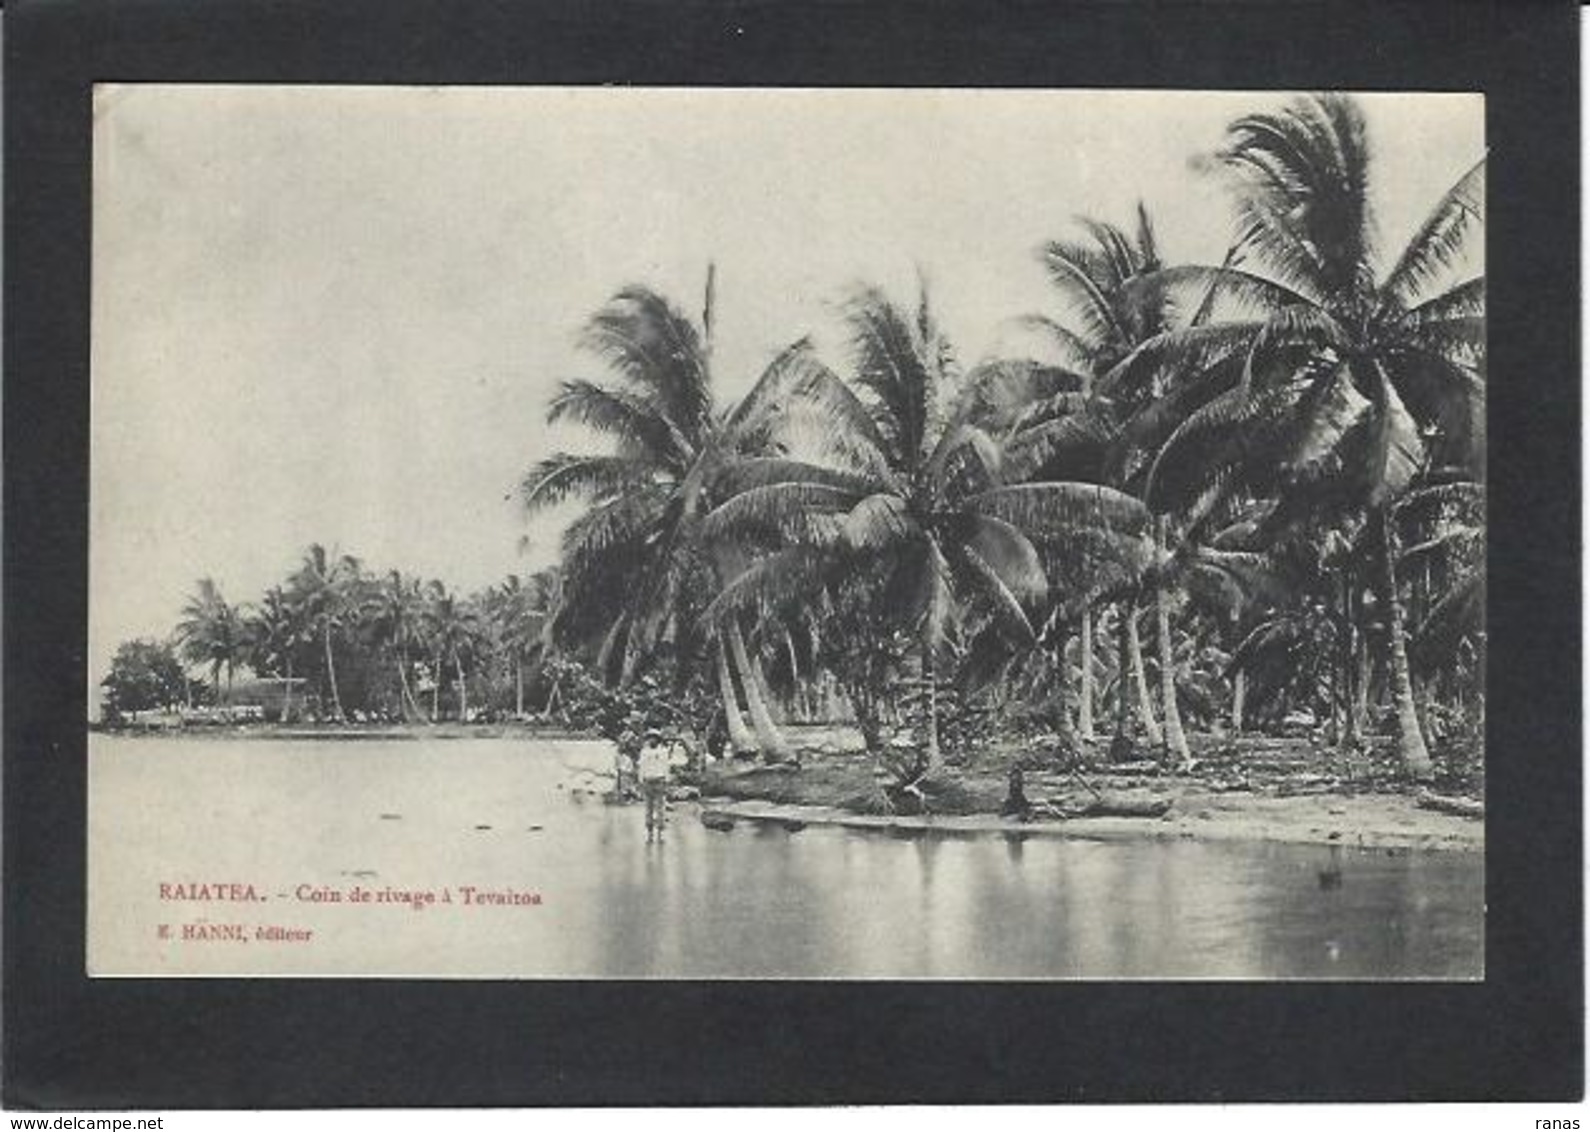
[[89, 85, 1483, 688]]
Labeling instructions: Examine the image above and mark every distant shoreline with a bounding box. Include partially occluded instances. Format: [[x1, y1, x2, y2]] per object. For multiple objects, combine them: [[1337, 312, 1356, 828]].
[[90, 720, 594, 742]]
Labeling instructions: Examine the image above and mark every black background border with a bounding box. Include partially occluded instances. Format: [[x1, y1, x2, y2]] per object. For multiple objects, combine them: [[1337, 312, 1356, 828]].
[[4, 0, 1582, 1108]]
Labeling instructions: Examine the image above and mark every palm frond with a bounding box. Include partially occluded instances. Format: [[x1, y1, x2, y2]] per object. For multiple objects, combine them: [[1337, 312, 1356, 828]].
[[1409, 568, 1485, 673], [1380, 157, 1485, 308], [958, 542, 1038, 645], [547, 380, 692, 471], [701, 547, 829, 627], [967, 481, 1153, 539], [519, 453, 653, 511], [842, 285, 934, 466], [712, 456, 877, 500], [1037, 240, 1127, 349], [960, 355, 1090, 428], [960, 514, 1047, 600], [842, 493, 915, 552], [702, 481, 861, 545], [1008, 314, 1104, 371], [579, 286, 712, 440], [1217, 93, 1374, 301], [1363, 361, 1427, 505], [1403, 276, 1485, 323]]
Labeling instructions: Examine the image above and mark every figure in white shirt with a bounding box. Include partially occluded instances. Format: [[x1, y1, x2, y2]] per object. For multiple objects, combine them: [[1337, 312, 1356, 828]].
[[637, 729, 672, 839]]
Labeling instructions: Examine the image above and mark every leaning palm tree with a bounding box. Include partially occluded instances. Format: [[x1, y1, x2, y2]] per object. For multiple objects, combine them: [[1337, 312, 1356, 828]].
[[288, 544, 361, 722], [1139, 93, 1484, 777], [175, 578, 245, 705], [519, 270, 808, 760], [703, 280, 1153, 777]]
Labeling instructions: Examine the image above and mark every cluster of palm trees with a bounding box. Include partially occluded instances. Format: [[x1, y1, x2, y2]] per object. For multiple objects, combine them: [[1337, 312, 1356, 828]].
[[173, 547, 562, 723], [523, 93, 1485, 781]]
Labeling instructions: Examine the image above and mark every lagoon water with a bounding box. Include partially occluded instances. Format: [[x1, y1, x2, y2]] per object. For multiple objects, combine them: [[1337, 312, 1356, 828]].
[[88, 734, 1483, 979]]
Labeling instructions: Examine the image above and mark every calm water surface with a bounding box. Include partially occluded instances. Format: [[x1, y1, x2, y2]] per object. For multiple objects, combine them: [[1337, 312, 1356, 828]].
[[88, 735, 1483, 979]]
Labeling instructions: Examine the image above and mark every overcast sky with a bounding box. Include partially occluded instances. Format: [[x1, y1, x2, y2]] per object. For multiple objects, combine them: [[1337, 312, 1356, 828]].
[[89, 85, 1482, 687]]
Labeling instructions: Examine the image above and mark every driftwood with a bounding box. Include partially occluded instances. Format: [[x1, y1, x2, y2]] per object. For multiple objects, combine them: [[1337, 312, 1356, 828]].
[[1415, 791, 1484, 819], [1043, 794, 1176, 820]]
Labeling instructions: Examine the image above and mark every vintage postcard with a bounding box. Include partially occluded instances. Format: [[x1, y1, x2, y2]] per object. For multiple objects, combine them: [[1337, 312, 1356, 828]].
[[87, 84, 1486, 980]]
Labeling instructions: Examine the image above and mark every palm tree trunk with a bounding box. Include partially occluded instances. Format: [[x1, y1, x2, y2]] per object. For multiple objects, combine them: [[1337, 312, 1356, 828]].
[[430, 653, 441, 722], [918, 635, 944, 776], [1155, 519, 1192, 768], [729, 622, 789, 762], [515, 657, 525, 718], [1078, 607, 1096, 742], [1113, 604, 1131, 744], [1051, 622, 1077, 761], [748, 641, 782, 724], [1380, 508, 1433, 778], [323, 624, 346, 722], [455, 655, 469, 723], [716, 637, 757, 756], [396, 657, 421, 723], [1232, 669, 1246, 735], [282, 656, 294, 723], [1126, 602, 1162, 744]]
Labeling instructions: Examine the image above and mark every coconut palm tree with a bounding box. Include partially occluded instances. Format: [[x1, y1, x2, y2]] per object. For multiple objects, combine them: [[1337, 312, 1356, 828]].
[[519, 271, 812, 759], [1140, 93, 1484, 776], [702, 281, 1152, 777], [288, 544, 361, 722], [244, 585, 310, 722], [362, 571, 429, 722], [421, 582, 484, 722], [487, 571, 558, 718], [175, 578, 246, 705], [1002, 204, 1229, 764]]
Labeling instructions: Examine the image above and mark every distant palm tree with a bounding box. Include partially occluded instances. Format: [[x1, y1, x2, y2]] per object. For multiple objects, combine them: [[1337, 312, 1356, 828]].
[[289, 544, 361, 722], [175, 578, 245, 704], [487, 571, 557, 718], [363, 571, 429, 722], [244, 585, 310, 721], [422, 582, 483, 722], [1142, 93, 1484, 776], [704, 281, 1152, 777]]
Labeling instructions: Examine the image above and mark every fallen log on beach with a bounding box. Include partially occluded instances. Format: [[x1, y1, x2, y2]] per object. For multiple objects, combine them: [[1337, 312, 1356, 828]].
[[1414, 791, 1484, 819], [1041, 794, 1177, 820]]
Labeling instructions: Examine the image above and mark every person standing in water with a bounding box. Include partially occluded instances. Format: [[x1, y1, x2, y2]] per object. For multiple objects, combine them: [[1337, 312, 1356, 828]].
[[638, 728, 672, 839]]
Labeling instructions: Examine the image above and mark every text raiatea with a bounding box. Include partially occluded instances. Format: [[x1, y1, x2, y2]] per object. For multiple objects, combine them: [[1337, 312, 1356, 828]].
[[159, 882, 263, 902]]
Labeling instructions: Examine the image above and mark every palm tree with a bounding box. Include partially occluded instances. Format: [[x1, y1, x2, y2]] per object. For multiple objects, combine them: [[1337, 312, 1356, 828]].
[[1140, 93, 1484, 776], [1004, 204, 1222, 763], [175, 578, 246, 705], [288, 544, 360, 722], [703, 280, 1152, 777], [421, 582, 484, 722], [244, 585, 310, 722], [519, 270, 807, 759], [363, 571, 429, 722], [487, 572, 558, 718]]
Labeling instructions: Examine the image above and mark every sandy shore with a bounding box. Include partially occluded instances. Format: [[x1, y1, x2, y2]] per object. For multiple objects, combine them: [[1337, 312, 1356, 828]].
[[695, 738, 1485, 853], [692, 791, 1483, 852]]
